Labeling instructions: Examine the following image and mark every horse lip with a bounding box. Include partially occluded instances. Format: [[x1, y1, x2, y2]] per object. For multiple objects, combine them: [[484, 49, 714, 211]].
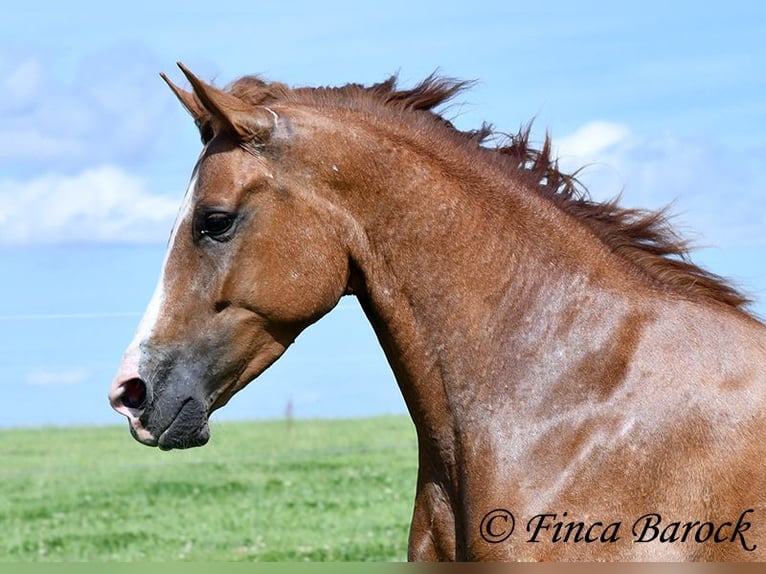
[[156, 397, 211, 450], [124, 397, 207, 450], [158, 423, 210, 451], [129, 419, 159, 447]]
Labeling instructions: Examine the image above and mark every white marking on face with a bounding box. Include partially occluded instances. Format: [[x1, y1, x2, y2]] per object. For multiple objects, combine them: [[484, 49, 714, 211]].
[[261, 106, 279, 124], [125, 173, 199, 361]]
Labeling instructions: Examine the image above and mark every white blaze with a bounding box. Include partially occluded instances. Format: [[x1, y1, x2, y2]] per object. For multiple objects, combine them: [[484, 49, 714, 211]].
[[116, 174, 198, 377]]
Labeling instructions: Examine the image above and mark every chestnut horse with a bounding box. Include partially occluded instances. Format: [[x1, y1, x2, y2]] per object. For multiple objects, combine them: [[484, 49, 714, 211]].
[[109, 63, 766, 561]]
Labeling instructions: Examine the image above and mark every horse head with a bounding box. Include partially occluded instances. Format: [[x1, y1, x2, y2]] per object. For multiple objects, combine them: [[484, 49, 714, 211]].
[[109, 64, 352, 449]]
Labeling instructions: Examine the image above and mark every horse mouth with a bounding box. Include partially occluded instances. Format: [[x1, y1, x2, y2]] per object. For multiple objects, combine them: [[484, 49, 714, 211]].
[[157, 397, 210, 450], [124, 396, 211, 450]]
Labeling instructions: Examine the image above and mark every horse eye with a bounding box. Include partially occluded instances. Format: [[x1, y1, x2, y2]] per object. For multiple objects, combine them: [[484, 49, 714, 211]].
[[198, 212, 235, 240]]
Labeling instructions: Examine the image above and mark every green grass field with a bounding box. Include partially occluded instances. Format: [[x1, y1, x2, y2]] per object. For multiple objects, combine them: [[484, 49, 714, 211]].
[[0, 416, 418, 561]]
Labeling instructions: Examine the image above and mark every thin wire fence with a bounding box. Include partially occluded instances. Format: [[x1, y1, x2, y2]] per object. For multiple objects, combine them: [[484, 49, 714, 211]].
[[0, 311, 142, 321], [0, 302, 361, 322]]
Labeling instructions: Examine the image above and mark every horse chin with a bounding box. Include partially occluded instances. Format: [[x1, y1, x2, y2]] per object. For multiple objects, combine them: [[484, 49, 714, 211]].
[[156, 397, 211, 450], [124, 395, 211, 450], [158, 423, 210, 451]]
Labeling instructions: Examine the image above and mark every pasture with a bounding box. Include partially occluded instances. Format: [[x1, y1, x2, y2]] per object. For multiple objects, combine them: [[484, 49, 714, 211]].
[[0, 416, 417, 561]]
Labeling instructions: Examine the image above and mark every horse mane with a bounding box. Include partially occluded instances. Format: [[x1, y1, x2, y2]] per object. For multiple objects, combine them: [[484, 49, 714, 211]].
[[225, 73, 751, 312]]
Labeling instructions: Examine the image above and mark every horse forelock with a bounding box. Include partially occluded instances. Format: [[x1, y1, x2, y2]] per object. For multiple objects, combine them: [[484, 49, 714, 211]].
[[213, 72, 753, 314]]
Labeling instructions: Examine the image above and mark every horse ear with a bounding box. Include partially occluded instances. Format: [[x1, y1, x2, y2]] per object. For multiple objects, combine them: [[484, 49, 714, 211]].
[[160, 72, 205, 122], [176, 62, 274, 142]]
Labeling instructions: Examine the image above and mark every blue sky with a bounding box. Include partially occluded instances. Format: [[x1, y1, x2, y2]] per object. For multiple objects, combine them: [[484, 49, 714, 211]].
[[1, 1, 764, 428]]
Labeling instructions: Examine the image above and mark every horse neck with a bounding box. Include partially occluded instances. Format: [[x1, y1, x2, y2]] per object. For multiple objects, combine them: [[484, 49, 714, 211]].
[[325, 120, 634, 456]]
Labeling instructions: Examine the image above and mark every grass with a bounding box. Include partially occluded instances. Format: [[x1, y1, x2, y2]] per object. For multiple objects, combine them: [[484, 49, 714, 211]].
[[0, 415, 418, 561]]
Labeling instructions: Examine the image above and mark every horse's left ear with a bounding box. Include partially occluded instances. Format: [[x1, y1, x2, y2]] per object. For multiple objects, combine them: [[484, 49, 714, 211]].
[[160, 72, 206, 123], [176, 62, 274, 143]]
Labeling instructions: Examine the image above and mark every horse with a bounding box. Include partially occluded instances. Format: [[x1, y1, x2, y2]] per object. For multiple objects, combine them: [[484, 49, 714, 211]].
[[109, 63, 766, 561]]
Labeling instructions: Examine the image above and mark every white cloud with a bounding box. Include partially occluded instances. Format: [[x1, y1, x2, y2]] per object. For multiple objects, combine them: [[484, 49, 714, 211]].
[[0, 47, 177, 172], [553, 122, 766, 248], [556, 121, 631, 158], [26, 368, 90, 387], [0, 166, 178, 244]]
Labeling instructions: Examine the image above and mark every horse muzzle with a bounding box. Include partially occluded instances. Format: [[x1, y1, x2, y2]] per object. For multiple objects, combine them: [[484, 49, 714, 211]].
[[109, 367, 211, 450]]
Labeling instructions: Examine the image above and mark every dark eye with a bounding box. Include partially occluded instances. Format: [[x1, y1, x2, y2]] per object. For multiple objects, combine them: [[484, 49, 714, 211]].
[[196, 211, 235, 241]]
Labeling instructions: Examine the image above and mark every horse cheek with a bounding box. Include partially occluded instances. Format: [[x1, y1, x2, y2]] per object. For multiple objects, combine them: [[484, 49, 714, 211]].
[[246, 245, 347, 325]]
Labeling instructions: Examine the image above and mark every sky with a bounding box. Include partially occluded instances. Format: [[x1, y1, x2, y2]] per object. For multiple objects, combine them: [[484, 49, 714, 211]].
[[1, 1, 764, 428]]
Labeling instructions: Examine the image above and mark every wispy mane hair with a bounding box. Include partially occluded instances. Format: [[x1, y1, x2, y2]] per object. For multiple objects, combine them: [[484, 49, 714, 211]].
[[221, 73, 751, 312]]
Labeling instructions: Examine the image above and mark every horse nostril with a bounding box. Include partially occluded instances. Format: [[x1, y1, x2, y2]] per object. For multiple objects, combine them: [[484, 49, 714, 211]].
[[120, 378, 147, 410]]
